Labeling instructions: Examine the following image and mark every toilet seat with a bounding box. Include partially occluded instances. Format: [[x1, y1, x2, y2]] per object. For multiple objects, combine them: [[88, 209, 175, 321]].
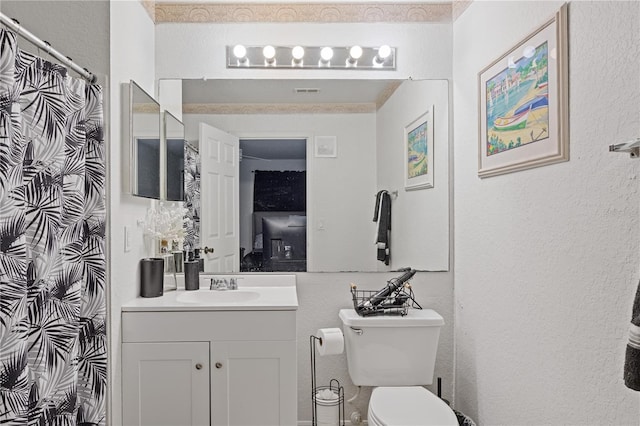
[[368, 386, 458, 426]]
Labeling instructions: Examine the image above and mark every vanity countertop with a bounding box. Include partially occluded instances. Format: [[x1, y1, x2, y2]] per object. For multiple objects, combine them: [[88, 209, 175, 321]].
[[122, 274, 298, 312]]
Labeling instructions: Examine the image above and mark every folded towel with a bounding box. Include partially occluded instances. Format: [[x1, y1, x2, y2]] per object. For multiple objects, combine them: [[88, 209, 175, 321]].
[[373, 190, 391, 265], [624, 279, 640, 390]]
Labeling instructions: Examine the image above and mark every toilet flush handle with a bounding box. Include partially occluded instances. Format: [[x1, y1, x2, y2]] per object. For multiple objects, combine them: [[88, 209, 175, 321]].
[[350, 327, 363, 336]]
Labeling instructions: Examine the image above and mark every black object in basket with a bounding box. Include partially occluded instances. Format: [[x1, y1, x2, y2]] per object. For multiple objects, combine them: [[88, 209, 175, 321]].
[[351, 268, 422, 316]]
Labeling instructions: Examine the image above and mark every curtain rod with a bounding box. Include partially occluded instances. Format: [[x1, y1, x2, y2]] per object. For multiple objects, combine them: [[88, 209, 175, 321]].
[[0, 12, 97, 84]]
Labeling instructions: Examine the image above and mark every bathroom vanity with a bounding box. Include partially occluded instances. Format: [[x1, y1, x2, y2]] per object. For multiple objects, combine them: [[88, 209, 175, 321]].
[[121, 275, 298, 426]]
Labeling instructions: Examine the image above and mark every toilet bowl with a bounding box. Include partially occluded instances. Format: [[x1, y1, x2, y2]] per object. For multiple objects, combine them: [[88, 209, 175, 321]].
[[367, 386, 457, 426]]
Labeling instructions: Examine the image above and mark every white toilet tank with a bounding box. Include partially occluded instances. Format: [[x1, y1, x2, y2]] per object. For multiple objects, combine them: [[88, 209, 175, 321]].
[[338, 309, 444, 386]]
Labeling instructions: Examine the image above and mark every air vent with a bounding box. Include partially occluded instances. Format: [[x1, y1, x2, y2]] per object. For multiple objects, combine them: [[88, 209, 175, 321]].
[[294, 88, 320, 94]]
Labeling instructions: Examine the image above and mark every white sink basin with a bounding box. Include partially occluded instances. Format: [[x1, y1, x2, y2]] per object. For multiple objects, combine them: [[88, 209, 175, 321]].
[[177, 290, 260, 304]]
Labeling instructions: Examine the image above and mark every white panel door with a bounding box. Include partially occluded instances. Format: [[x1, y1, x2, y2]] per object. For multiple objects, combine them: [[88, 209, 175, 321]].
[[199, 122, 239, 272], [210, 341, 297, 426], [122, 342, 210, 426]]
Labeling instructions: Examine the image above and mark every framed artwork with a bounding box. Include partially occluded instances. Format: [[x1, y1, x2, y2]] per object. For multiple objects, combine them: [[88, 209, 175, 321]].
[[314, 136, 337, 158], [404, 107, 434, 190], [478, 4, 568, 178]]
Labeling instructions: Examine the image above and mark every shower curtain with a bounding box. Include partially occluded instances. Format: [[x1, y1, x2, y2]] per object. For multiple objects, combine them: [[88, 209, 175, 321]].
[[0, 30, 106, 425]]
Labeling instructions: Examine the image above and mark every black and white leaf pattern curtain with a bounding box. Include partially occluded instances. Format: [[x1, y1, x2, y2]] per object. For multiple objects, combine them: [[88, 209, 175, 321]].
[[0, 30, 106, 425], [183, 143, 200, 252]]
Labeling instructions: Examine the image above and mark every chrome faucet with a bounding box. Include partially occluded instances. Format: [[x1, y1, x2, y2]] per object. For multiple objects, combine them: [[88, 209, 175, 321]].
[[210, 277, 241, 290], [210, 278, 229, 290]]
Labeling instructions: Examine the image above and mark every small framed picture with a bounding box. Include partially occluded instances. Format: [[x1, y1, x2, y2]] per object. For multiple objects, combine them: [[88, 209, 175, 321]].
[[478, 4, 568, 178], [404, 107, 434, 190], [314, 136, 337, 158]]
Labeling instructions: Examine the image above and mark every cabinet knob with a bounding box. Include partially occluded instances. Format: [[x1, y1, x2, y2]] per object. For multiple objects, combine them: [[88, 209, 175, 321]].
[[203, 246, 215, 254], [195, 363, 203, 370], [215, 362, 223, 369]]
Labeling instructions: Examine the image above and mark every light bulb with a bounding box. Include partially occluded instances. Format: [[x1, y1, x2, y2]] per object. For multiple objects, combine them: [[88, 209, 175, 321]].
[[373, 45, 392, 66], [349, 45, 363, 60], [320, 47, 334, 62], [263, 45, 276, 60], [292, 46, 305, 60], [233, 44, 247, 59], [377, 45, 391, 59]]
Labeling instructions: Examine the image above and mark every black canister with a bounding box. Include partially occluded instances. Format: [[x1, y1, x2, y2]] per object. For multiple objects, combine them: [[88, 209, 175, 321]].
[[184, 260, 200, 291], [140, 258, 164, 297]]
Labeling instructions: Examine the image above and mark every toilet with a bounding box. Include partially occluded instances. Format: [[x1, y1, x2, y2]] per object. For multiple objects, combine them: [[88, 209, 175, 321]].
[[339, 309, 458, 426]]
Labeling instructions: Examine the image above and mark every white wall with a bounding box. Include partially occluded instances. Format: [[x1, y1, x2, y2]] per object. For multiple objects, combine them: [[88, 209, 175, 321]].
[[183, 112, 379, 272], [453, 1, 640, 424], [109, 2, 156, 425], [376, 79, 450, 271]]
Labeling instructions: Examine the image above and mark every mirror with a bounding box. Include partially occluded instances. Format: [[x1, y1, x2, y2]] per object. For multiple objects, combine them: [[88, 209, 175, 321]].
[[172, 78, 450, 272], [164, 111, 185, 202], [129, 80, 161, 199]]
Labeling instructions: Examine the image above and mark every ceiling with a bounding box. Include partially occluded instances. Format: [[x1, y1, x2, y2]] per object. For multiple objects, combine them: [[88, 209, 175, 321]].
[[181, 79, 401, 105], [183, 79, 402, 160]]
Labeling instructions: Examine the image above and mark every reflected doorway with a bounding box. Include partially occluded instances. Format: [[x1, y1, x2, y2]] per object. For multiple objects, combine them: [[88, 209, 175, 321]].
[[239, 139, 307, 272]]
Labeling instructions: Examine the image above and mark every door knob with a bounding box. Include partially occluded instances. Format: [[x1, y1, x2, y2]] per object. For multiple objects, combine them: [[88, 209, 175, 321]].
[[203, 246, 215, 254], [195, 363, 203, 370], [215, 362, 223, 369]]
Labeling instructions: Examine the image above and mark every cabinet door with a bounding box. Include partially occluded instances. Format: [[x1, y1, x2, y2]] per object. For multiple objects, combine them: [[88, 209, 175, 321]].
[[123, 342, 210, 426], [211, 341, 297, 426]]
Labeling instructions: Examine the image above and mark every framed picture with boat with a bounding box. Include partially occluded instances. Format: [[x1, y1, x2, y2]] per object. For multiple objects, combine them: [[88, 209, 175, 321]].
[[478, 4, 568, 178], [404, 106, 434, 190]]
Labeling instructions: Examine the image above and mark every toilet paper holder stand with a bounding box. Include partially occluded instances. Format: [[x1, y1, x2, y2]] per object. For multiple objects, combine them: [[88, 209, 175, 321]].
[[310, 335, 345, 426]]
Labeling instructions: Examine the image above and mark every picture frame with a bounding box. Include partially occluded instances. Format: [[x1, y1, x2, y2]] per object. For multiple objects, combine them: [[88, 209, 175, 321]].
[[404, 107, 434, 190], [478, 4, 568, 178], [314, 135, 337, 158]]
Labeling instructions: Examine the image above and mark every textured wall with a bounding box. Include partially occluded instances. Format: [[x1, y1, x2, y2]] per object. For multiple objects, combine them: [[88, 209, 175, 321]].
[[0, 1, 109, 77], [453, 1, 640, 424]]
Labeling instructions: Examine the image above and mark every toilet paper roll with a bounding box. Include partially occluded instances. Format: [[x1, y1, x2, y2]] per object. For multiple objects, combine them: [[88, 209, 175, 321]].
[[315, 328, 344, 356]]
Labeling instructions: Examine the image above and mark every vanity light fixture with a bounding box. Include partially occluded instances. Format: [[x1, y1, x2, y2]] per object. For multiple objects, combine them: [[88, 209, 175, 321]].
[[226, 45, 396, 70]]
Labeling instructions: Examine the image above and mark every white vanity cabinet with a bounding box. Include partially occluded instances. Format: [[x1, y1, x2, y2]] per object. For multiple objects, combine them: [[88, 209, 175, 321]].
[[121, 309, 297, 426], [122, 342, 210, 426]]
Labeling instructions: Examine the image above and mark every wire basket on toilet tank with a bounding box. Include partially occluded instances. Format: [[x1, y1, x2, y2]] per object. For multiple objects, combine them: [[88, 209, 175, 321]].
[[350, 268, 422, 317]]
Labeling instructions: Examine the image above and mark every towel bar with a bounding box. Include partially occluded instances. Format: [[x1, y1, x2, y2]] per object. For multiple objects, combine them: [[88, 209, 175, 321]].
[[609, 138, 640, 158]]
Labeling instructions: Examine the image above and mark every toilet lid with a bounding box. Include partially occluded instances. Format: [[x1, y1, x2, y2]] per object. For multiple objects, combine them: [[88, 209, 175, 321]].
[[369, 387, 458, 426]]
